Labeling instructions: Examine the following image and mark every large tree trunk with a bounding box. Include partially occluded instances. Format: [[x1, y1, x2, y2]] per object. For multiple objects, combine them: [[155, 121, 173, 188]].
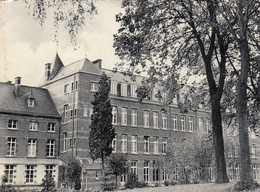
[[211, 97, 229, 183], [236, 0, 252, 183]]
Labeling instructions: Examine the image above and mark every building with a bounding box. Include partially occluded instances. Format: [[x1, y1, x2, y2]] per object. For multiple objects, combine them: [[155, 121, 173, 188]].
[[0, 77, 61, 190], [40, 54, 212, 189]]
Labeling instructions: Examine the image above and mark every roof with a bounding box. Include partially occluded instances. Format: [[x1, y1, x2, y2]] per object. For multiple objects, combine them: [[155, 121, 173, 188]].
[[0, 82, 60, 118]]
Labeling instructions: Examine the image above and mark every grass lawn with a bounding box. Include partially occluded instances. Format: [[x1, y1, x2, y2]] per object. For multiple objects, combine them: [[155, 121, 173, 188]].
[[115, 182, 260, 192]]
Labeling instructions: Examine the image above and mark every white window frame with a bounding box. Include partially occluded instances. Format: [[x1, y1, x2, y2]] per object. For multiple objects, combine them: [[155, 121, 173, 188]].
[[131, 135, 137, 154], [252, 144, 256, 158], [25, 165, 35, 183], [162, 113, 167, 129], [181, 115, 185, 131], [112, 136, 117, 153], [162, 138, 167, 154], [188, 116, 194, 132], [29, 122, 38, 131], [153, 111, 159, 128], [8, 120, 17, 129], [206, 118, 211, 133], [153, 137, 159, 154], [111, 81, 117, 95], [64, 84, 69, 94], [173, 114, 177, 130], [63, 133, 67, 152], [64, 105, 69, 122], [27, 98, 35, 107], [5, 165, 15, 184], [144, 111, 150, 127], [131, 161, 137, 175], [112, 106, 118, 125], [47, 140, 55, 157], [28, 139, 37, 157], [83, 106, 93, 118], [7, 138, 16, 156], [121, 107, 127, 125], [90, 82, 98, 92], [130, 85, 137, 98], [121, 83, 128, 96], [144, 136, 149, 154], [45, 165, 55, 177], [121, 135, 127, 153], [144, 161, 149, 182], [199, 117, 204, 132], [48, 123, 56, 132], [131, 109, 137, 126]]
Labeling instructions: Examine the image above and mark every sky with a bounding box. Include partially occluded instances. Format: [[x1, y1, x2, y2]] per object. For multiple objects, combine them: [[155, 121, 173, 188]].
[[0, 0, 123, 86]]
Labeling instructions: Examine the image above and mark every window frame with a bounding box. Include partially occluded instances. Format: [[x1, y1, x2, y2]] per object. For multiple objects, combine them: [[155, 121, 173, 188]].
[[28, 138, 37, 157]]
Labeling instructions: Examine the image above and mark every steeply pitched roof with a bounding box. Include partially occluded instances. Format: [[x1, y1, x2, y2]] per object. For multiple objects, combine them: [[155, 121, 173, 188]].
[[0, 82, 60, 118]]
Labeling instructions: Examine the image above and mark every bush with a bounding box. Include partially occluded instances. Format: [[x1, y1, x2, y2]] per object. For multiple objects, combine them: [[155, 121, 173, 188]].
[[234, 180, 260, 191], [164, 180, 169, 186], [125, 173, 148, 189], [101, 182, 117, 191]]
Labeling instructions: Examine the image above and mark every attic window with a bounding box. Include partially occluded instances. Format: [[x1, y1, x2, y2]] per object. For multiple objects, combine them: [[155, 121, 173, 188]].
[[27, 98, 35, 107]]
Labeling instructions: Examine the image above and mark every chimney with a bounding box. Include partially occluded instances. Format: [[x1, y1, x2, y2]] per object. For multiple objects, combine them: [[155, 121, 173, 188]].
[[92, 59, 102, 69], [14, 77, 21, 97], [45, 63, 51, 82]]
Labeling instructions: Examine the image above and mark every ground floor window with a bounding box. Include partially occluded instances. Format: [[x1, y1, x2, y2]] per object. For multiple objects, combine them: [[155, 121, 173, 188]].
[[131, 161, 137, 176], [26, 165, 35, 183], [162, 170, 169, 181], [152, 161, 159, 182], [121, 174, 127, 184], [46, 165, 55, 177], [5, 165, 15, 184], [144, 161, 149, 183]]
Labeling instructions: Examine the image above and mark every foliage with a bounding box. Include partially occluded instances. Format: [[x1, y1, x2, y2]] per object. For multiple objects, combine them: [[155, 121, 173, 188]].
[[233, 180, 260, 191], [66, 157, 82, 190], [164, 133, 213, 184], [89, 72, 115, 171], [41, 173, 56, 192], [105, 153, 128, 185], [124, 172, 148, 189], [23, 0, 97, 45]]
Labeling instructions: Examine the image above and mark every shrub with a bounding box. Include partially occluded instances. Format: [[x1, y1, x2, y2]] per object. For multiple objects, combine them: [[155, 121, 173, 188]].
[[125, 173, 148, 189], [164, 180, 169, 186], [234, 180, 260, 191], [41, 173, 56, 192], [101, 182, 117, 191]]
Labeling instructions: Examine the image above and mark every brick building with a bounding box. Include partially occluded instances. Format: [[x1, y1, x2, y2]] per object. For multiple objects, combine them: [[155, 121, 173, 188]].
[[40, 54, 212, 188], [0, 77, 61, 190]]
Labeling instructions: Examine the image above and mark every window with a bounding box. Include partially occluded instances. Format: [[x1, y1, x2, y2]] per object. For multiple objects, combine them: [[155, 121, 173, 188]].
[[121, 174, 127, 184], [188, 116, 194, 132], [48, 123, 55, 132], [173, 114, 177, 130], [28, 139, 36, 157], [84, 106, 93, 118], [144, 161, 149, 182], [27, 98, 35, 107], [90, 82, 98, 92], [64, 84, 69, 94], [121, 107, 127, 125], [63, 133, 67, 152], [47, 140, 55, 157], [5, 165, 15, 183], [112, 106, 118, 124], [152, 88, 159, 101], [144, 111, 150, 127], [111, 81, 117, 95], [29, 122, 38, 131], [46, 165, 55, 177], [252, 144, 256, 158], [153, 112, 159, 128], [131, 109, 137, 126], [112, 135, 117, 152], [199, 117, 204, 132], [163, 170, 169, 181], [131, 135, 137, 153], [121, 135, 127, 153], [153, 137, 159, 154], [181, 115, 185, 131], [162, 138, 167, 154], [162, 113, 167, 129], [130, 85, 137, 98], [121, 83, 128, 96], [152, 161, 159, 182], [144, 136, 149, 154], [71, 82, 74, 91], [64, 105, 69, 122], [8, 120, 17, 129], [206, 118, 211, 133], [131, 161, 137, 175], [75, 81, 78, 90], [25, 165, 35, 183], [7, 138, 16, 156], [73, 138, 76, 146], [70, 109, 77, 118]]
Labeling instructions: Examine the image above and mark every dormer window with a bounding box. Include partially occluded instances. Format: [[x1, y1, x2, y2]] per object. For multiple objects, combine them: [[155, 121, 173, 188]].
[[27, 98, 35, 107]]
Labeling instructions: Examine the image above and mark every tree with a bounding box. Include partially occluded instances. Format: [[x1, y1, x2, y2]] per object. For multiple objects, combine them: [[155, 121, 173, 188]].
[[89, 72, 115, 173], [66, 157, 82, 190], [114, 0, 230, 183], [164, 133, 213, 184], [41, 173, 56, 192], [105, 153, 128, 185]]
